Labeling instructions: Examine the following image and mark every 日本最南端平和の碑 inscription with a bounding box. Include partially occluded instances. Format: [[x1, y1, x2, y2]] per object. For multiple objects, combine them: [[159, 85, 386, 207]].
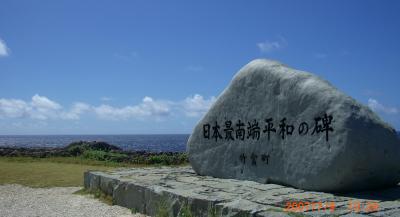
[[203, 113, 334, 142]]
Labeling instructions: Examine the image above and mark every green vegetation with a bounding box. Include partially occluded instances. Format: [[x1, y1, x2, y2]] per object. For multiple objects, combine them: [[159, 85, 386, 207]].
[[0, 153, 188, 188], [78, 148, 188, 165], [153, 201, 221, 217], [65, 141, 189, 166], [82, 150, 128, 162], [65, 141, 121, 156], [0, 157, 115, 187], [207, 205, 218, 217], [0, 156, 143, 167], [0, 140, 188, 188], [178, 202, 193, 217], [155, 199, 170, 217], [1, 141, 189, 166], [147, 153, 188, 165], [130, 207, 139, 214]]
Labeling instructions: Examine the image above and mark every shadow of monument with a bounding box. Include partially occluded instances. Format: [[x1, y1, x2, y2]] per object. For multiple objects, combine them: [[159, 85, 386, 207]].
[[335, 184, 400, 201]]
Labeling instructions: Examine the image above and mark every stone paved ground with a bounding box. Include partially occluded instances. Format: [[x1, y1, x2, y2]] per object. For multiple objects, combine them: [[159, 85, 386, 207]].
[[84, 166, 400, 217]]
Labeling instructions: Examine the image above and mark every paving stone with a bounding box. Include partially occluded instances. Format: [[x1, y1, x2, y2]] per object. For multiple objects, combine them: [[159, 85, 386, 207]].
[[84, 166, 400, 217]]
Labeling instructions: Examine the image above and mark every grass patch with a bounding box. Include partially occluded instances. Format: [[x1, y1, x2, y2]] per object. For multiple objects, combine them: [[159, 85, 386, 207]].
[[131, 207, 139, 214], [178, 202, 193, 217], [0, 156, 143, 187], [0, 156, 142, 167], [82, 150, 129, 163], [155, 199, 170, 217], [0, 155, 186, 188], [147, 153, 188, 165], [207, 205, 218, 217]]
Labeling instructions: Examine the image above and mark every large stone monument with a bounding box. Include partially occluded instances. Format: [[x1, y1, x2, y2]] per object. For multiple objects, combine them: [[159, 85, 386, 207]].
[[187, 59, 400, 192]]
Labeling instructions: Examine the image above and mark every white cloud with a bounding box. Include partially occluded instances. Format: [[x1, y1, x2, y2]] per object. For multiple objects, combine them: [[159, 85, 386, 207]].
[[368, 98, 398, 115], [141, 96, 171, 116], [29, 94, 62, 120], [93, 96, 171, 120], [183, 94, 216, 117], [0, 94, 216, 121], [0, 38, 9, 57], [0, 99, 30, 118], [257, 36, 287, 53], [31, 94, 62, 111], [0, 95, 85, 120], [61, 102, 91, 120]]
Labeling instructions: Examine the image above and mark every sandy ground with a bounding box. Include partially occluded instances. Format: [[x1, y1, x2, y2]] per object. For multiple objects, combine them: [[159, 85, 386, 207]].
[[0, 184, 148, 217]]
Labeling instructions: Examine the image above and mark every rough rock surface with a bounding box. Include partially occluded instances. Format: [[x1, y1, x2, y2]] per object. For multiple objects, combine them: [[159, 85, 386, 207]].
[[84, 166, 400, 217], [187, 59, 400, 192]]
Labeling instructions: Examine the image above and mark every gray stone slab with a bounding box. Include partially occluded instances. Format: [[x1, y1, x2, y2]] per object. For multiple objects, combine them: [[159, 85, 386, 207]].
[[84, 166, 400, 217]]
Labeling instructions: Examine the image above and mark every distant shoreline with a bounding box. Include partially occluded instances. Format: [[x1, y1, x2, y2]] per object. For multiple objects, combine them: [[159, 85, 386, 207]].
[[0, 140, 188, 166], [0, 134, 189, 153]]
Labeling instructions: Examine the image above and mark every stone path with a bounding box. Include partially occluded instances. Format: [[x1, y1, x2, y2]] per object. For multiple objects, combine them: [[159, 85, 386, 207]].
[[84, 166, 400, 217], [0, 184, 146, 217]]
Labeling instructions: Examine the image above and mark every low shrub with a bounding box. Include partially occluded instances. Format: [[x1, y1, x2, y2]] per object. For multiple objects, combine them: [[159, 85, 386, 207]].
[[65, 141, 121, 156], [82, 150, 128, 162]]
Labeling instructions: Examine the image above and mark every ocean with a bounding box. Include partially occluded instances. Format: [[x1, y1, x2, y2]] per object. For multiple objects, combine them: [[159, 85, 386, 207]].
[[0, 134, 190, 153], [1, 132, 398, 153]]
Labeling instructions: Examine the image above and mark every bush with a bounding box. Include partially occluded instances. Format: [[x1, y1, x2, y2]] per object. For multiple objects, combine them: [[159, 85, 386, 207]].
[[147, 154, 174, 165], [177, 153, 188, 164], [82, 150, 107, 161], [147, 155, 165, 164], [67, 145, 85, 156], [64, 140, 189, 165], [106, 152, 128, 162], [82, 150, 128, 162], [129, 155, 146, 164], [65, 141, 121, 156], [86, 141, 121, 152], [144, 153, 189, 165]]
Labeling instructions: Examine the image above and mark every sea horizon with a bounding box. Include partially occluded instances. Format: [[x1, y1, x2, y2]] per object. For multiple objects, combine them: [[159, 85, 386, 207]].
[[0, 134, 190, 152], [0, 133, 191, 136]]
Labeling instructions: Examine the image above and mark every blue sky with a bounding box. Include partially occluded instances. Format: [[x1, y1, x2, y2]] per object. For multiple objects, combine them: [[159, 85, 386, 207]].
[[0, 0, 399, 134]]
